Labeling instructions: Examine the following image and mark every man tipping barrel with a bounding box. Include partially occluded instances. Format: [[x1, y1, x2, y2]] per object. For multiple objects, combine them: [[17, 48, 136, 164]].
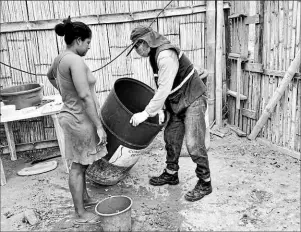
[[128, 26, 212, 202]]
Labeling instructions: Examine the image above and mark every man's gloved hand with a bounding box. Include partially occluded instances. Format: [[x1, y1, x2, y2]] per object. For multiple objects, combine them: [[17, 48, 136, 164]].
[[158, 110, 165, 125], [130, 110, 149, 127]]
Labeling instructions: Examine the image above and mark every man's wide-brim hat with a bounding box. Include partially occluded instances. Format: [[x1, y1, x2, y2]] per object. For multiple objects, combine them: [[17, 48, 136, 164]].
[[126, 25, 170, 56]]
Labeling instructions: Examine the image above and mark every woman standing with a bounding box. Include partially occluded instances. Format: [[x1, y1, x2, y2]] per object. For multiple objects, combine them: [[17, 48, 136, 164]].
[[47, 16, 106, 225]]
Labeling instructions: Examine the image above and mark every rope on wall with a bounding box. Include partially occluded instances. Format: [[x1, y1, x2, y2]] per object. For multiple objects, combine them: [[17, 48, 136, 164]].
[[0, 0, 173, 77], [0, 61, 47, 76]]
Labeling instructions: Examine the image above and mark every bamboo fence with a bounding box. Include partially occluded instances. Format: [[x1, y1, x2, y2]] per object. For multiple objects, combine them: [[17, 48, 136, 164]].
[[249, 50, 300, 140], [228, 0, 301, 154], [1, 1, 299, 155], [215, 1, 224, 126], [0, 1, 229, 151]]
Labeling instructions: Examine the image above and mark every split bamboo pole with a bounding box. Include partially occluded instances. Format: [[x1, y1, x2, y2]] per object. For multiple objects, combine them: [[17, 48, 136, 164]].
[[206, 0, 216, 124], [248, 50, 301, 140], [215, 0, 223, 126]]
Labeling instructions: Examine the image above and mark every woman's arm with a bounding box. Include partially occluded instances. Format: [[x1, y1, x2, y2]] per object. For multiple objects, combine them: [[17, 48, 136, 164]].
[[70, 57, 103, 128], [47, 63, 59, 90], [88, 70, 101, 116], [70, 56, 106, 144], [92, 89, 101, 116]]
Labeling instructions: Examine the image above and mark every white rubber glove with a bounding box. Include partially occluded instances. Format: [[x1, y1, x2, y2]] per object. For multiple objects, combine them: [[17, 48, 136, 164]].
[[158, 110, 165, 125], [130, 111, 149, 127]]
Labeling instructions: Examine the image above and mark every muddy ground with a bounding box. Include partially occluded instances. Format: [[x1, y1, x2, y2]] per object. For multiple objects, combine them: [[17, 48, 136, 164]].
[[1, 125, 300, 231]]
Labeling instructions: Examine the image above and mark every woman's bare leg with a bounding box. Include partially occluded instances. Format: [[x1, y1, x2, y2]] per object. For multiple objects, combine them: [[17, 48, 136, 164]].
[[82, 165, 98, 206], [69, 162, 99, 221]]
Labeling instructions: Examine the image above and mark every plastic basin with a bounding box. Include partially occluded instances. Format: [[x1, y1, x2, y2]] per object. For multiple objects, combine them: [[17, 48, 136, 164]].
[[1, 83, 43, 110]]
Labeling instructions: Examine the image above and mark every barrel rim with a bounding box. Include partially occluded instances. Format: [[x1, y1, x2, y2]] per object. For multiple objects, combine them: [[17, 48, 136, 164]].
[[112, 77, 169, 128], [95, 195, 133, 217], [0, 83, 43, 96]]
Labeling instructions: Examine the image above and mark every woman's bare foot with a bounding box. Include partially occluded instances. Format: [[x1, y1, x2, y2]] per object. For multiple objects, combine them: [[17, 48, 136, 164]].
[[74, 211, 101, 225], [83, 197, 99, 208]]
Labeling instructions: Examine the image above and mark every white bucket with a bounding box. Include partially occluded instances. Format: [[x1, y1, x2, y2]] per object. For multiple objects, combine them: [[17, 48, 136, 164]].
[[109, 146, 140, 167]]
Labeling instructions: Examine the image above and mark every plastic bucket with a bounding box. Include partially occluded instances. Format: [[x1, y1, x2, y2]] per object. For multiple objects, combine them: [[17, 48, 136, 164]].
[[0, 83, 43, 110], [95, 195, 133, 231]]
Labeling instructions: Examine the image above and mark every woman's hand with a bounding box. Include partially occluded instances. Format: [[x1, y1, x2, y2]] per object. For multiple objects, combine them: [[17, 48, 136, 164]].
[[158, 110, 165, 124], [96, 106, 101, 117], [130, 111, 149, 127], [97, 127, 107, 146]]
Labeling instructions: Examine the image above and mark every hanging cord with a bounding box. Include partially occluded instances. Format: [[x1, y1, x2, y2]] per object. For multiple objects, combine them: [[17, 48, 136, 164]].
[[0, 61, 47, 76], [147, 0, 173, 28], [0, 0, 173, 76], [92, 0, 173, 73]]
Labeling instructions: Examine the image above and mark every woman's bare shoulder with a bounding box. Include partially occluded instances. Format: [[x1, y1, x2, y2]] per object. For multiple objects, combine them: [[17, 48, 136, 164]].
[[63, 52, 82, 61], [61, 53, 85, 67]]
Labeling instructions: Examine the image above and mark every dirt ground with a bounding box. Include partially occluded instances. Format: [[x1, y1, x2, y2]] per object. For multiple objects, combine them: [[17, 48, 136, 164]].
[[1, 125, 300, 231]]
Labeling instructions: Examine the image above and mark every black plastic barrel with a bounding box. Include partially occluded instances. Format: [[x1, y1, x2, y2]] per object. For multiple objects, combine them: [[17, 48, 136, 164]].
[[100, 78, 169, 160], [87, 78, 169, 185]]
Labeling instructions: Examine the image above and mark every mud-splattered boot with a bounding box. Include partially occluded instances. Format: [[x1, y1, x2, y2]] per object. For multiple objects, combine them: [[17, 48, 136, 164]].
[[149, 169, 179, 186], [184, 179, 212, 202]]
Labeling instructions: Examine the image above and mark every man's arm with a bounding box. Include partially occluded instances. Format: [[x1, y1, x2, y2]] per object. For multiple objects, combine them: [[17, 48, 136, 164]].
[[130, 49, 179, 127], [145, 49, 179, 116]]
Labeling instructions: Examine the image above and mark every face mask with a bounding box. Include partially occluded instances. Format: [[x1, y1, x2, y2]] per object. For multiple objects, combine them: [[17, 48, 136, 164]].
[[135, 41, 150, 57]]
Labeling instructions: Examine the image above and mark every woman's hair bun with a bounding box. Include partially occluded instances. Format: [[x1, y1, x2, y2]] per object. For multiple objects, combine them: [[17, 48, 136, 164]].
[[55, 23, 65, 36], [55, 16, 72, 36]]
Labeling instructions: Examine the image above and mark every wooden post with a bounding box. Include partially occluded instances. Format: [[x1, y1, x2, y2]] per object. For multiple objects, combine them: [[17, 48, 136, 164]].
[[215, 0, 224, 127], [206, 0, 216, 124], [236, 58, 242, 110], [249, 0, 264, 135], [0, 157, 6, 186], [235, 57, 242, 129], [248, 50, 300, 140], [4, 122, 17, 161], [254, 1, 264, 64]]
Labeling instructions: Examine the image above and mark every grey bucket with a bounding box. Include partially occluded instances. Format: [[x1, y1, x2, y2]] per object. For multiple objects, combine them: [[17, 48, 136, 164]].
[[95, 195, 132, 231]]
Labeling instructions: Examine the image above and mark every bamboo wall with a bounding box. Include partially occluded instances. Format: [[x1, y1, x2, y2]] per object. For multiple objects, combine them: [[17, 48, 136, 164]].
[[1, 1, 226, 148], [228, 1, 301, 153]]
